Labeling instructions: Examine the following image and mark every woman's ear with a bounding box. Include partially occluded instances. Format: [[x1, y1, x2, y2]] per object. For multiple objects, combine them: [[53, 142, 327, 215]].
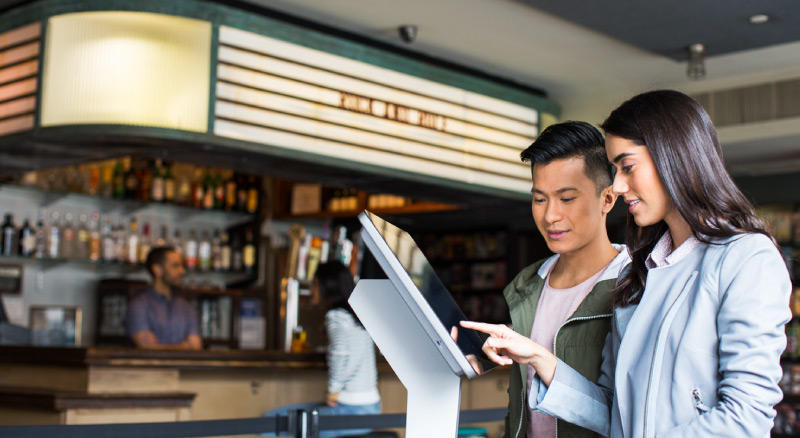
[[601, 186, 617, 214]]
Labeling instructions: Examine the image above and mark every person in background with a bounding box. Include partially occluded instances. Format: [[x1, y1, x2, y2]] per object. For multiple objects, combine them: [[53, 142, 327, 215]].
[[312, 261, 381, 438], [464, 90, 791, 437], [127, 246, 202, 350]]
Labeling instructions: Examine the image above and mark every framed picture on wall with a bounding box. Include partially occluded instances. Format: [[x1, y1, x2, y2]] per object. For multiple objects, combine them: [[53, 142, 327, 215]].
[[29, 306, 82, 347]]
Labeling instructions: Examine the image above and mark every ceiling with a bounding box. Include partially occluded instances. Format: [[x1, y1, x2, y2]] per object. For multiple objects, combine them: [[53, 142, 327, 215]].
[[522, 0, 800, 60]]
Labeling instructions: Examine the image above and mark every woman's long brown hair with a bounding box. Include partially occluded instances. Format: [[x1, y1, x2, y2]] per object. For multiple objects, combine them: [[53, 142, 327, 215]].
[[601, 90, 773, 308]]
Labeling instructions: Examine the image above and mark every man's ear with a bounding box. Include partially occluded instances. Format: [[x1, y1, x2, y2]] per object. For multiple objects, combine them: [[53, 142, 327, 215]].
[[601, 186, 617, 214], [151, 264, 163, 279]]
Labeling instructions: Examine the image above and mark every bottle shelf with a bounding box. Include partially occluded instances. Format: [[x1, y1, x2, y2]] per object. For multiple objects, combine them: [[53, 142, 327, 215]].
[[0, 184, 257, 228]]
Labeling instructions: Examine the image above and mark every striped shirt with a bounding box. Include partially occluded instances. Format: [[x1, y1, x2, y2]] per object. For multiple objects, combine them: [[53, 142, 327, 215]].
[[325, 308, 380, 405]]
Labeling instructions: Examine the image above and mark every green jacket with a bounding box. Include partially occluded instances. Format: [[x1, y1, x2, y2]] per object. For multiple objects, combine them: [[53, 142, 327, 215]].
[[503, 248, 629, 438]]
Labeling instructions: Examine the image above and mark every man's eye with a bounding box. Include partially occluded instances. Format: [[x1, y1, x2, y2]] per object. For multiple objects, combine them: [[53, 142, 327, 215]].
[[533, 198, 545, 204], [562, 197, 576, 202]]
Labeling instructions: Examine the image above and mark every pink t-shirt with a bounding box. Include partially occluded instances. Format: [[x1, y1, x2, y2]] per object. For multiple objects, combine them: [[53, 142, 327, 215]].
[[526, 259, 609, 438]]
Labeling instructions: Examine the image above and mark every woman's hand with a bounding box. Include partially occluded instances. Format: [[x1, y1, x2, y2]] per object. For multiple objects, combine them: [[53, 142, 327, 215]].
[[460, 320, 558, 386], [326, 391, 339, 407]]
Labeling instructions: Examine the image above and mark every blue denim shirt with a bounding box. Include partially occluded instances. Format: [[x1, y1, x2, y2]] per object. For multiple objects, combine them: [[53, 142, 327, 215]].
[[127, 287, 199, 345]]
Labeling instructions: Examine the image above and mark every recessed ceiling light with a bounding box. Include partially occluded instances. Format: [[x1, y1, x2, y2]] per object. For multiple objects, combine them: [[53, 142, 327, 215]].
[[749, 14, 770, 24]]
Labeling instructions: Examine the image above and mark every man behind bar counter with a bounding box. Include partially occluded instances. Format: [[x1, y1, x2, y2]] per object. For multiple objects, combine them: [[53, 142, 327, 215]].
[[127, 246, 202, 350]]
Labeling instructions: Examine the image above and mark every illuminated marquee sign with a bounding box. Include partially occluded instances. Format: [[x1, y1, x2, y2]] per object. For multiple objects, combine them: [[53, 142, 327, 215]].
[[214, 26, 538, 195]]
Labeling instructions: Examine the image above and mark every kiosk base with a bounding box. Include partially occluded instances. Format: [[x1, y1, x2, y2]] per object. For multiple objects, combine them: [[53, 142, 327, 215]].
[[350, 279, 462, 438]]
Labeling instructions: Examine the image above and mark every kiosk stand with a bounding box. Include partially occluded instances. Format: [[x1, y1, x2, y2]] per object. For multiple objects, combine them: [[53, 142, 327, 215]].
[[350, 279, 462, 438]]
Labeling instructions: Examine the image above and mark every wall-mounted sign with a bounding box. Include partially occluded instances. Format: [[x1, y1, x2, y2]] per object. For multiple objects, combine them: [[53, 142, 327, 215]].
[[214, 26, 537, 195]]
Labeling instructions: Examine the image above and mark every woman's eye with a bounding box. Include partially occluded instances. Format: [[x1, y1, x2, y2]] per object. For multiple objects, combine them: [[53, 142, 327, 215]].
[[622, 165, 633, 173]]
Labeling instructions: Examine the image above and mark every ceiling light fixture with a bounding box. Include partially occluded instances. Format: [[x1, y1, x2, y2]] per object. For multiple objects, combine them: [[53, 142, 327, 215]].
[[687, 43, 706, 80], [749, 14, 770, 24]]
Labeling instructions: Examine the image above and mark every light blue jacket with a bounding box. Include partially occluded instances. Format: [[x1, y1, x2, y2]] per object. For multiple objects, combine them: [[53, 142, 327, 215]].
[[532, 233, 792, 437]]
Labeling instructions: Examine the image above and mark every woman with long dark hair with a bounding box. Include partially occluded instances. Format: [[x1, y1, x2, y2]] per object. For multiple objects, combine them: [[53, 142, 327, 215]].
[[463, 90, 791, 437]]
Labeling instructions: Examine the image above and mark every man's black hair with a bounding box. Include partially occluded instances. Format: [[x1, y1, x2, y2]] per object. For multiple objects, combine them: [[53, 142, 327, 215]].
[[145, 246, 177, 277], [520, 121, 613, 193]]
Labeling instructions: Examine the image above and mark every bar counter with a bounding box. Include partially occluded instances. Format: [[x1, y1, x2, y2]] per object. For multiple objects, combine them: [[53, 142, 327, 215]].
[[0, 346, 509, 434]]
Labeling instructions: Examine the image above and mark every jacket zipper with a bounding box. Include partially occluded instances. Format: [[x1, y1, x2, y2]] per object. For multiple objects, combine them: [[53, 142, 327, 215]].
[[515, 389, 524, 438], [692, 389, 710, 415], [548, 313, 613, 438]]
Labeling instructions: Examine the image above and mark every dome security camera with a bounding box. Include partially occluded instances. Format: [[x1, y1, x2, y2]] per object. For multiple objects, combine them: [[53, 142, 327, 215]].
[[398, 25, 417, 43]]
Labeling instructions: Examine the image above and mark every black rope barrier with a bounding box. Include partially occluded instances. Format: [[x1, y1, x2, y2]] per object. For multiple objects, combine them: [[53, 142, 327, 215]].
[[0, 407, 506, 438]]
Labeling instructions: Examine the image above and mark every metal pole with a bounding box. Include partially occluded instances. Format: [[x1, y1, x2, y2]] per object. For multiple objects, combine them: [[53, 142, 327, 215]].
[[308, 409, 320, 438]]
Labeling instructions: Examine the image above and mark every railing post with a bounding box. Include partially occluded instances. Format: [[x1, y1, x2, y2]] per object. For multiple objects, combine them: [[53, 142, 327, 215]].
[[308, 409, 320, 438]]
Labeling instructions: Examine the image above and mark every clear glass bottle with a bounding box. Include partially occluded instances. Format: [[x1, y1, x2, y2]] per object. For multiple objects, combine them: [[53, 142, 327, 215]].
[[126, 217, 139, 264], [18, 218, 35, 257], [47, 211, 61, 259], [60, 212, 75, 259], [184, 229, 198, 270], [211, 229, 222, 271], [220, 231, 231, 271], [34, 218, 46, 259], [76, 213, 90, 260], [151, 159, 165, 202], [88, 212, 101, 262], [198, 230, 211, 271], [101, 216, 115, 263]]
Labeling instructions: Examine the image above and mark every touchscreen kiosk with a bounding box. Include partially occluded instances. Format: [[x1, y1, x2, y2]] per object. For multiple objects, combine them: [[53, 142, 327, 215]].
[[349, 211, 496, 438]]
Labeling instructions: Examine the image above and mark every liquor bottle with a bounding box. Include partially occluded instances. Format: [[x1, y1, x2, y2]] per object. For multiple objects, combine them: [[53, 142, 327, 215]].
[[185, 230, 198, 270], [18, 218, 34, 257], [75, 213, 90, 260], [114, 223, 126, 264], [175, 164, 191, 206], [224, 171, 237, 211], [156, 225, 168, 247], [47, 211, 61, 259], [246, 176, 259, 213], [1, 214, 16, 256], [231, 234, 243, 272], [214, 171, 225, 210], [236, 175, 248, 212], [203, 171, 215, 210], [172, 229, 183, 254], [138, 222, 151, 264], [126, 217, 139, 264], [198, 231, 211, 271], [191, 168, 205, 209], [112, 159, 125, 199], [100, 161, 114, 198], [138, 159, 153, 202], [243, 228, 256, 274], [60, 213, 75, 259], [101, 216, 115, 263], [88, 212, 101, 262], [151, 159, 165, 202], [211, 229, 222, 271], [34, 218, 46, 259], [163, 163, 176, 203], [87, 165, 100, 196], [220, 231, 231, 271], [124, 157, 138, 200]]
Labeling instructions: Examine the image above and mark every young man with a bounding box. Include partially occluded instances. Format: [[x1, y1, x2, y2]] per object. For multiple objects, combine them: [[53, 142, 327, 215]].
[[127, 246, 202, 350], [504, 121, 629, 438]]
